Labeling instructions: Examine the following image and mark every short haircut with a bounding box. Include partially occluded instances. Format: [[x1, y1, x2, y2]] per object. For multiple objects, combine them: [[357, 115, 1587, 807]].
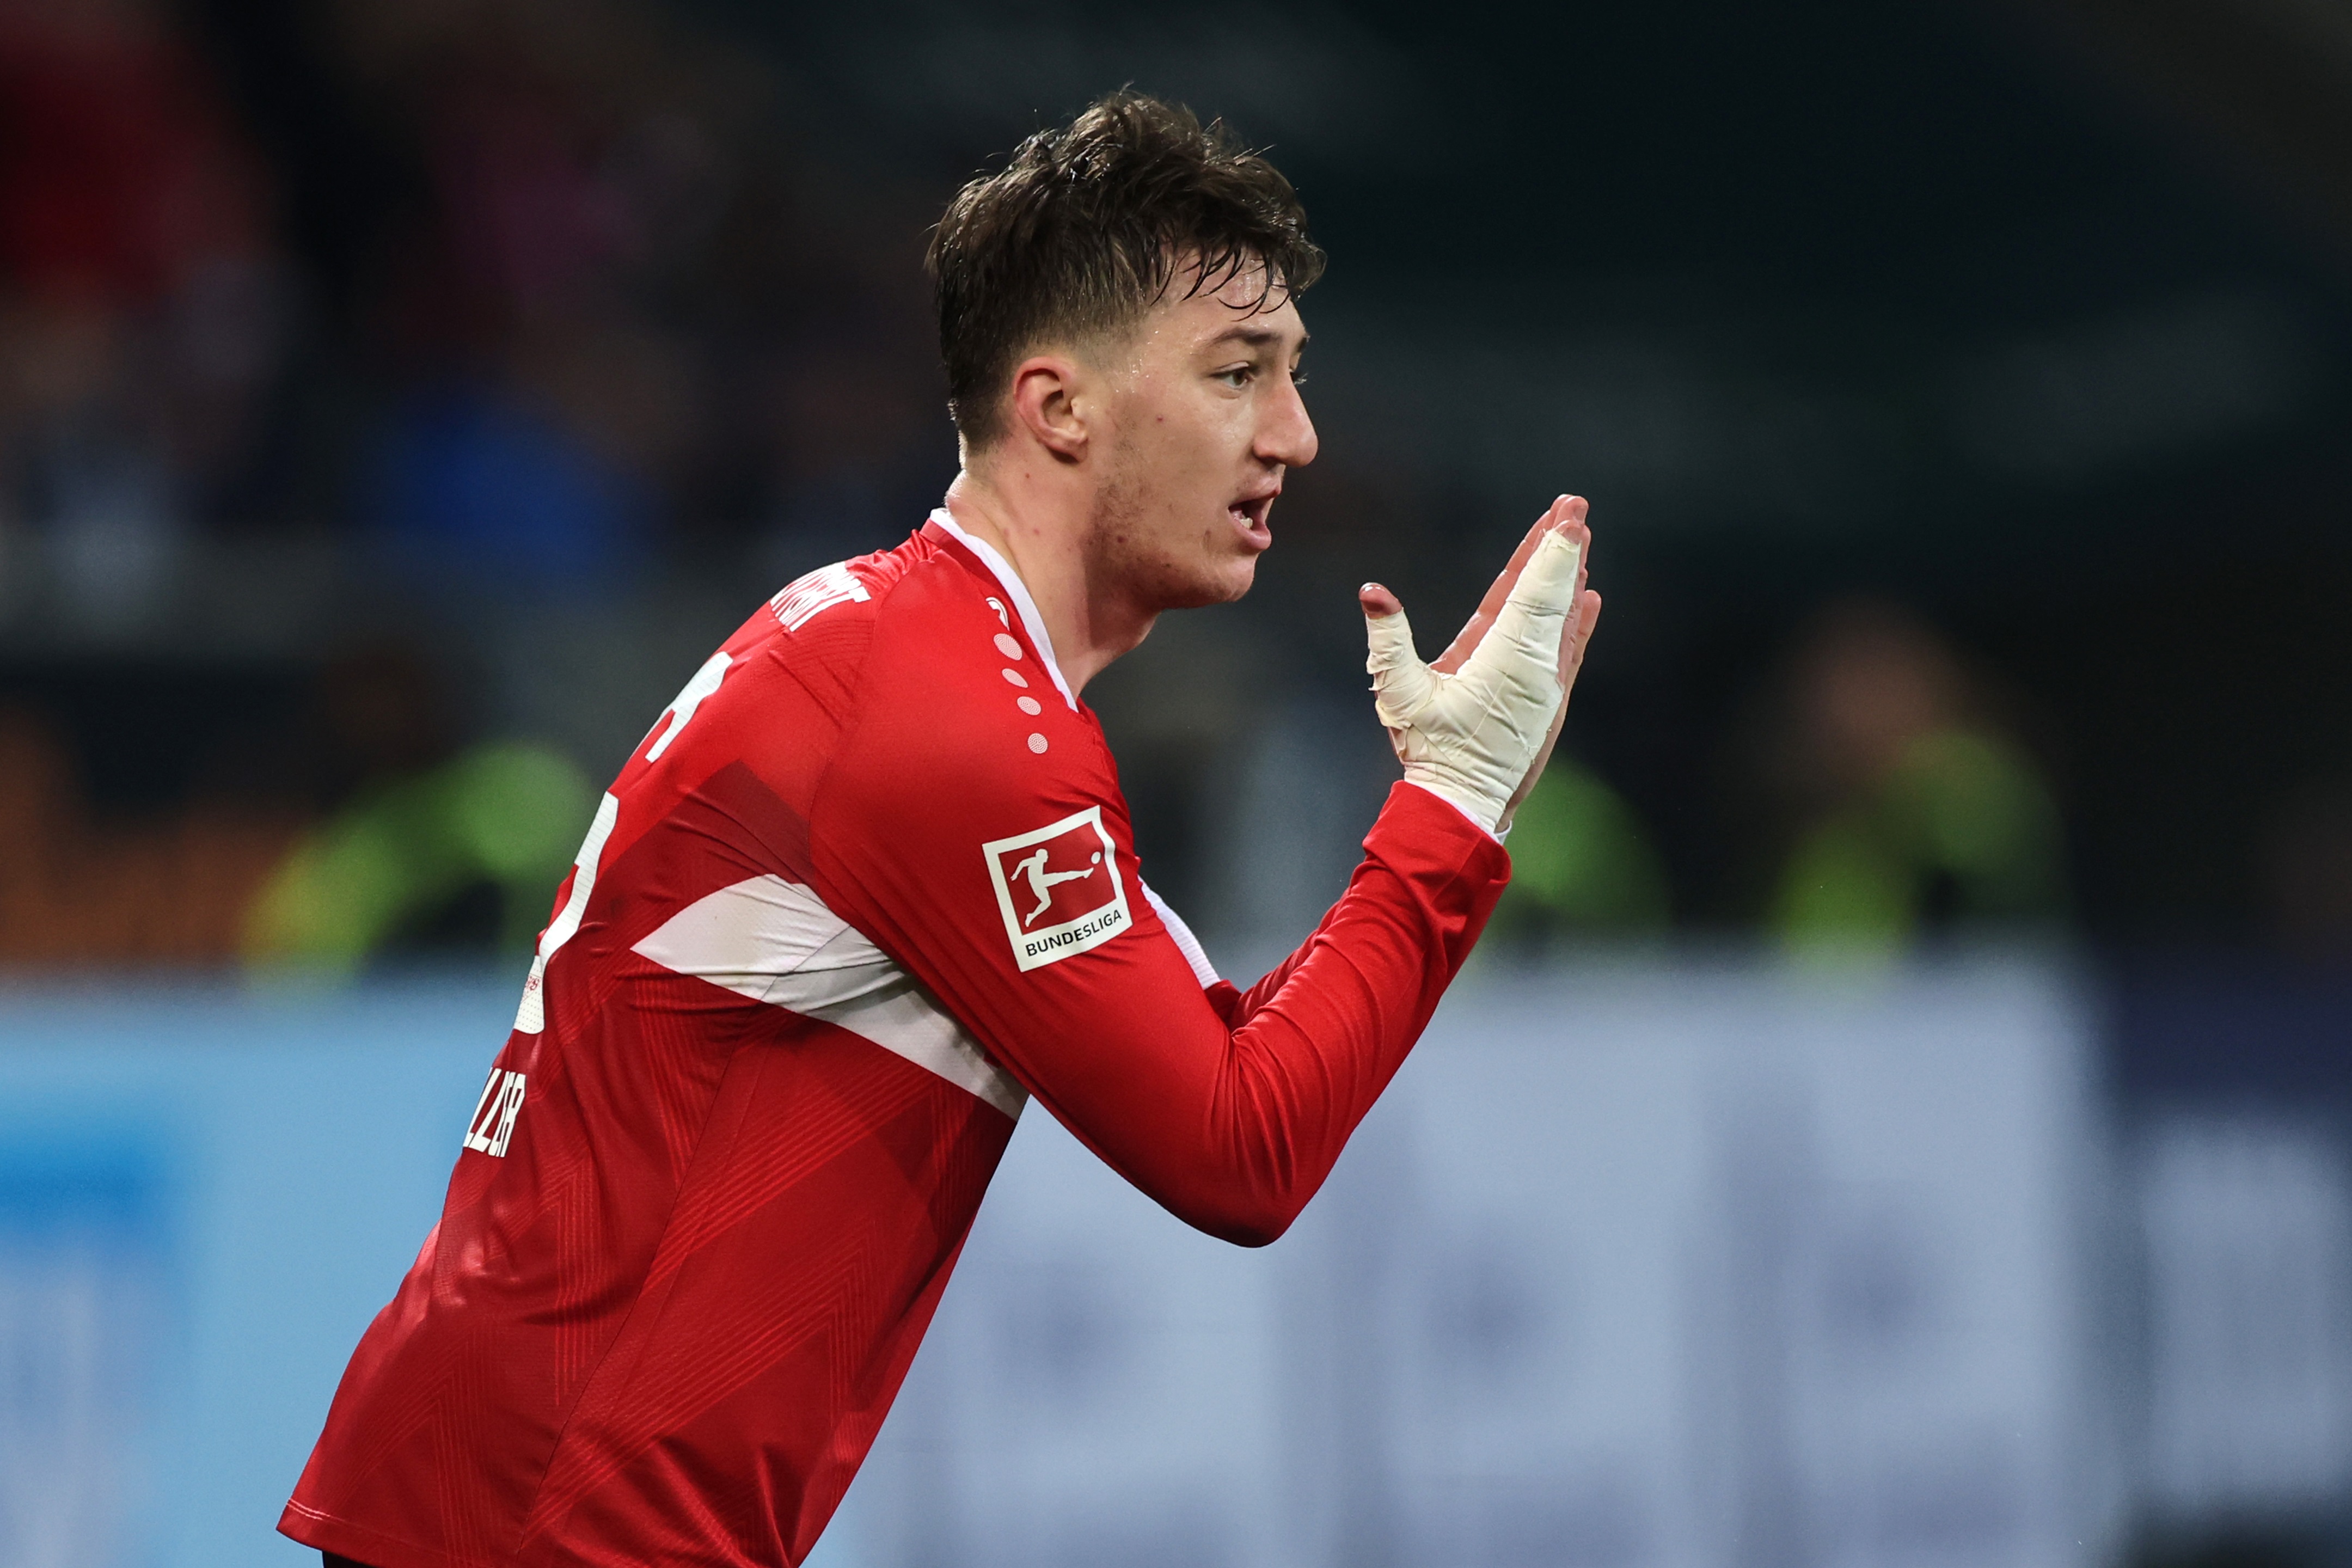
[[927, 91, 1325, 449]]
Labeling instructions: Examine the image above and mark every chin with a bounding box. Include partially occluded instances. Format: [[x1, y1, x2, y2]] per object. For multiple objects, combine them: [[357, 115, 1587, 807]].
[[1092, 519, 1260, 611], [1173, 557, 1257, 609]]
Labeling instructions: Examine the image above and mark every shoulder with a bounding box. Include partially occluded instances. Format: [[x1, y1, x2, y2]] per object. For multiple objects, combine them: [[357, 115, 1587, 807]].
[[810, 541, 1125, 901], [837, 546, 1101, 808], [730, 528, 1007, 695], [657, 530, 960, 749], [583, 531, 946, 838]]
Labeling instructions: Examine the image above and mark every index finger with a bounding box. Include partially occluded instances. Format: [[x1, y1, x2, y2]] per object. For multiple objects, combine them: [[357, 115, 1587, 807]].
[[1432, 494, 1591, 675]]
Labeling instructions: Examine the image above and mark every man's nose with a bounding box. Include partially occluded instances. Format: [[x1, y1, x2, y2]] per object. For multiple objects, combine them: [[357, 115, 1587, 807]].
[[1258, 376, 1318, 469]]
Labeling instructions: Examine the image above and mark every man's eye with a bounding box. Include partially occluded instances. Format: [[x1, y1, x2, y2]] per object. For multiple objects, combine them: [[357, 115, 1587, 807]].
[[1214, 366, 1252, 388]]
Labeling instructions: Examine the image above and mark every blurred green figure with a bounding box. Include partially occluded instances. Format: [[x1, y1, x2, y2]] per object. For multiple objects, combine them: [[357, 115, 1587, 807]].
[[1763, 602, 2063, 953], [244, 645, 595, 977], [1486, 755, 1671, 946], [245, 743, 593, 975]]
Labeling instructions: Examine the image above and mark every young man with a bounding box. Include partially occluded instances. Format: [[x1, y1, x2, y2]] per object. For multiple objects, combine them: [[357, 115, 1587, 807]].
[[281, 93, 1600, 1568]]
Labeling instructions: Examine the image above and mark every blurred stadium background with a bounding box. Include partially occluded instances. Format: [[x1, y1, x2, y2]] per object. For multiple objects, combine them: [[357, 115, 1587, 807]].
[[3, 0, 2352, 1563]]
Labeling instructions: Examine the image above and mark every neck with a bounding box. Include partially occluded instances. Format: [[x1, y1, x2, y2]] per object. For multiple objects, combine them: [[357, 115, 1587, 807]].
[[940, 465, 1154, 694]]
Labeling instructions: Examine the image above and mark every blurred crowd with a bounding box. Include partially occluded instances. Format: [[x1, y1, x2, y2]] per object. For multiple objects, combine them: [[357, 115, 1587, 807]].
[[0, 0, 2342, 976], [0, 0, 946, 970]]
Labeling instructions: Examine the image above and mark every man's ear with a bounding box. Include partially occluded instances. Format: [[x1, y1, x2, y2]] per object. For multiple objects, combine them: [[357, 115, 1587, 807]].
[[1008, 351, 1091, 463]]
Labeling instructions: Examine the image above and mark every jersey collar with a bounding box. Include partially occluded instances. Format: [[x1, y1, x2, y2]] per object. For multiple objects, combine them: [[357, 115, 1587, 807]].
[[926, 507, 1077, 712]]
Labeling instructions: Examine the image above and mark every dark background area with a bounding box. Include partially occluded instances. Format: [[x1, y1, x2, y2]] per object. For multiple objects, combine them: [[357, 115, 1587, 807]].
[[4, 0, 2350, 955], [682, 0, 2352, 939]]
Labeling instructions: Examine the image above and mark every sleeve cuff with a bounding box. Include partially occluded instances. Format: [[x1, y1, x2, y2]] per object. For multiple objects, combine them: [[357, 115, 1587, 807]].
[[1397, 779, 1505, 843]]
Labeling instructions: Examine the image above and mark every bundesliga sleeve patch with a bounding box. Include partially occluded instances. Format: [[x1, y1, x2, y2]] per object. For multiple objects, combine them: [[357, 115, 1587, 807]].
[[981, 806, 1131, 971]]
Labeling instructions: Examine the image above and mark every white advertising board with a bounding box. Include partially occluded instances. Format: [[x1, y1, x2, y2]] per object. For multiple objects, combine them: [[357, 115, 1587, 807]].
[[841, 959, 2108, 1568]]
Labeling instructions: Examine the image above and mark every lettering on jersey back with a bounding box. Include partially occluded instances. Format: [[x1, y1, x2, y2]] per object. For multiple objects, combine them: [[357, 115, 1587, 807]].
[[981, 806, 1131, 972], [463, 1068, 527, 1157], [769, 563, 871, 630]]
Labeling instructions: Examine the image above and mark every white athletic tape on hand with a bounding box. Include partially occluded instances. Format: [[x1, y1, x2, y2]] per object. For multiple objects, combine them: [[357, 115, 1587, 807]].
[[1365, 531, 1582, 834]]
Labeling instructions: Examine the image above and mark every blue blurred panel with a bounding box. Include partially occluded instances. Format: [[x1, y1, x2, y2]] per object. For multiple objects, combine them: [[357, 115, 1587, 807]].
[[2139, 1117, 2352, 1518], [0, 961, 2113, 1568], [0, 1127, 167, 1567], [0, 977, 519, 1568]]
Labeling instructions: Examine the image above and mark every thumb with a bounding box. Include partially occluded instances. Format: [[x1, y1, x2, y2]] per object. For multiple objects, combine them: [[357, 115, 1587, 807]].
[[1364, 595, 1437, 729]]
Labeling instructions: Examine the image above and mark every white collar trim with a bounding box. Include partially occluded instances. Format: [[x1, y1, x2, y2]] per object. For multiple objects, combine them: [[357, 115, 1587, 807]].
[[928, 507, 1077, 711]]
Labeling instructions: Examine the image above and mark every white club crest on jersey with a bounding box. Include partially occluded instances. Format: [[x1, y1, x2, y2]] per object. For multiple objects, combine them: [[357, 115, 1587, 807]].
[[769, 562, 871, 630], [464, 1068, 527, 1157], [981, 806, 1130, 972]]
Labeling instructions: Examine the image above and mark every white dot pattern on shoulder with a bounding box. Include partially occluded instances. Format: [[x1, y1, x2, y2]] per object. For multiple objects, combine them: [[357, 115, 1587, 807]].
[[1017, 696, 1042, 715], [1027, 733, 1049, 754], [1001, 669, 1027, 688], [994, 633, 1023, 659]]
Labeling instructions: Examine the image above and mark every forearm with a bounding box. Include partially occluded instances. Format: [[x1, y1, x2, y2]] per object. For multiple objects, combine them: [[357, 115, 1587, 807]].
[[1216, 782, 1497, 1026], [1036, 783, 1508, 1245]]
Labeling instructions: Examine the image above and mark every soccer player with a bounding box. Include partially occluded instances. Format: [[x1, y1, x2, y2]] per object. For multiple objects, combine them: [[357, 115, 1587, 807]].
[[281, 92, 1601, 1568]]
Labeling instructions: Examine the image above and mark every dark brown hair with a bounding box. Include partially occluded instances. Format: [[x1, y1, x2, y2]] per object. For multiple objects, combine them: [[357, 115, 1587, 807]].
[[927, 91, 1325, 448]]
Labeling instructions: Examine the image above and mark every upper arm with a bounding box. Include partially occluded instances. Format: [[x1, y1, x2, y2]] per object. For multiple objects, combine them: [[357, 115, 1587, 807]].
[[806, 675, 1276, 1226]]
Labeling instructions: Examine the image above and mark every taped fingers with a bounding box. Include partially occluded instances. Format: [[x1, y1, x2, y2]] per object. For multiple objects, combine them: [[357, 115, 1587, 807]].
[[1503, 531, 1583, 616], [1483, 531, 1583, 666], [1432, 497, 1583, 674]]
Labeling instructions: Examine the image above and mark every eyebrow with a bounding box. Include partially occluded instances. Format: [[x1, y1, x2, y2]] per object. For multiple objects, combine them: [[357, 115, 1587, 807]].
[[1206, 325, 1308, 353]]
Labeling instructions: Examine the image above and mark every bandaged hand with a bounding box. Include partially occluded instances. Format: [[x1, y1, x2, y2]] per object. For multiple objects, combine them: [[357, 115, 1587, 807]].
[[1361, 500, 1598, 835]]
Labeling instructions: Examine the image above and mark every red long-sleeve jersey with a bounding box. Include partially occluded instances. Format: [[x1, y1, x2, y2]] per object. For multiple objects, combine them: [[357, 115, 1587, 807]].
[[280, 512, 1509, 1568]]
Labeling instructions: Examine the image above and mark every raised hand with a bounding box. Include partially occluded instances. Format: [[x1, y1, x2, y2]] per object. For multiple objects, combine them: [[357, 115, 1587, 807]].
[[1358, 496, 1602, 834]]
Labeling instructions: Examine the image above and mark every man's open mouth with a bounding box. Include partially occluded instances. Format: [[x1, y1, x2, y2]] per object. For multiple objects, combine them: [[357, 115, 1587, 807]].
[[1229, 493, 1276, 534]]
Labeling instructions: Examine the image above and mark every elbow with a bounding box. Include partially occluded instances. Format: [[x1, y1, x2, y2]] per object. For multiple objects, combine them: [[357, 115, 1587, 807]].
[[1172, 1192, 1302, 1250], [1204, 1212, 1294, 1249], [1148, 1106, 1333, 1246]]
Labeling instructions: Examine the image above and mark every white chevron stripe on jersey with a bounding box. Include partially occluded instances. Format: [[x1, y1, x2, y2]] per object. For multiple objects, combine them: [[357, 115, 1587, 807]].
[[803, 976, 1026, 1119], [633, 875, 1027, 1119]]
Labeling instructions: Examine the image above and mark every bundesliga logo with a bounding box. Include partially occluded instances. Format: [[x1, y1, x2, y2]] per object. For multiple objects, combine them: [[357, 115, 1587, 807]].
[[981, 806, 1131, 971]]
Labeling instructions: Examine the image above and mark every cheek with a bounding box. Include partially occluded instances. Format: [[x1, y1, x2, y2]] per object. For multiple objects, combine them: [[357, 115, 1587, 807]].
[[1125, 417, 1224, 507], [1110, 388, 1247, 518], [1174, 404, 1252, 482]]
